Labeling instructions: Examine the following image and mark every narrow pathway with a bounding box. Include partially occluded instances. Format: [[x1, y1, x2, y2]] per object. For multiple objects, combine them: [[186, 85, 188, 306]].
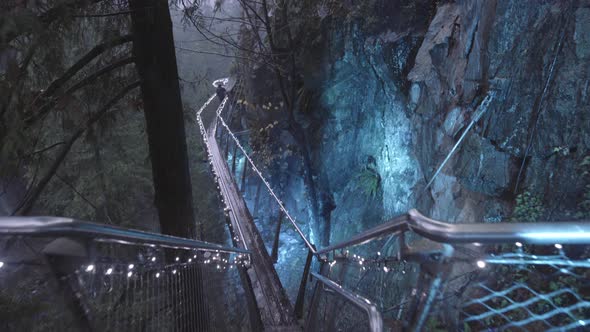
[[199, 93, 299, 330]]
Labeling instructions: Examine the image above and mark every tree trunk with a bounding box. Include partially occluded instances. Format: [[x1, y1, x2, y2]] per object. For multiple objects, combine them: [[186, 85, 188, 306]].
[[128, 0, 196, 239], [128, 3, 207, 330]]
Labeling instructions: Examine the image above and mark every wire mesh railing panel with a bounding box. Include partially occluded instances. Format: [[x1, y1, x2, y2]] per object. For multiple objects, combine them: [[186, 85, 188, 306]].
[[0, 232, 251, 332], [0, 236, 79, 331], [320, 235, 424, 331], [306, 285, 372, 332], [422, 243, 590, 331], [457, 243, 590, 331]]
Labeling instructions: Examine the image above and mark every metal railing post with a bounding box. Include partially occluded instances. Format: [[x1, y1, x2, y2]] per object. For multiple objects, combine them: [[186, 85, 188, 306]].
[[271, 211, 284, 263], [231, 144, 238, 174], [42, 237, 93, 331], [240, 158, 248, 193], [295, 245, 316, 319], [304, 260, 327, 331], [407, 244, 454, 332], [224, 133, 230, 160]]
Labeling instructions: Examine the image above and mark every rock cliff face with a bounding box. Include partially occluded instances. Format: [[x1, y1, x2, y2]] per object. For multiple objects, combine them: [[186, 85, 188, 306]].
[[238, 0, 590, 247], [298, 0, 590, 242], [409, 0, 590, 223]]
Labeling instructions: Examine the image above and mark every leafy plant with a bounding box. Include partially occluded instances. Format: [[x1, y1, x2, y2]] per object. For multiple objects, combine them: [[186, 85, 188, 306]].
[[425, 317, 447, 332], [511, 191, 544, 222], [356, 167, 381, 197], [576, 156, 590, 218], [249, 121, 285, 169]]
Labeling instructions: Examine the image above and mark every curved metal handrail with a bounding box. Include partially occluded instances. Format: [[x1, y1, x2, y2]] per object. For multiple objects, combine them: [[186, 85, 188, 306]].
[[318, 209, 590, 254], [311, 272, 383, 332], [0, 216, 250, 254]]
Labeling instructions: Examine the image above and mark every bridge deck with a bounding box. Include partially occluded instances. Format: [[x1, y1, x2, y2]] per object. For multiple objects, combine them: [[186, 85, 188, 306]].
[[206, 109, 299, 330]]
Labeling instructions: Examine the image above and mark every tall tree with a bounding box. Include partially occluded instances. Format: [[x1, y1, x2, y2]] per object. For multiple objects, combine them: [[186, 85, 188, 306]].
[[128, 0, 196, 239]]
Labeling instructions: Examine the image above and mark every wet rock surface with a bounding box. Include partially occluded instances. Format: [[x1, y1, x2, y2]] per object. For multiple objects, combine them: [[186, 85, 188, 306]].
[[238, 0, 590, 251], [303, 0, 590, 234]]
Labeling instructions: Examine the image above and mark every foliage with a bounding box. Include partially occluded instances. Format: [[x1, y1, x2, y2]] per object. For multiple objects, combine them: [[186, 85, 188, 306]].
[[356, 166, 381, 198], [424, 317, 447, 332], [249, 120, 281, 168], [511, 191, 544, 222], [576, 155, 590, 218]]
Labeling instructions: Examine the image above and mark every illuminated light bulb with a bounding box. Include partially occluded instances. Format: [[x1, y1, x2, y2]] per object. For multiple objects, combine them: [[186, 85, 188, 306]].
[[515, 242, 523, 247], [86, 265, 95, 272], [217, 265, 220, 269], [579, 320, 586, 326], [156, 272, 160, 278], [359, 260, 363, 265], [0, 262, 3, 268], [377, 252, 381, 256], [151, 257, 156, 262], [175, 257, 180, 261], [193, 255, 197, 259], [476, 260, 486, 268], [128, 264, 134, 270], [106, 268, 113, 275], [554, 243, 563, 249], [188, 259, 192, 263], [127, 271, 133, 277], [172, 270, 177, 274]]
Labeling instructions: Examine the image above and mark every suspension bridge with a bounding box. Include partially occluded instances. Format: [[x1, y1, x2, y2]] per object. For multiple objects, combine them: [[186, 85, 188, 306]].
[[0, 79, 589, 331]]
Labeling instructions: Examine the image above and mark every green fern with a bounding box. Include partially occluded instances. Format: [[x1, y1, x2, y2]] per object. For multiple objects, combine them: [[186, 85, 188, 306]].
[[576, 156, 590, 218], [356, 167, 381, 197], [511, 191, 544, 222]]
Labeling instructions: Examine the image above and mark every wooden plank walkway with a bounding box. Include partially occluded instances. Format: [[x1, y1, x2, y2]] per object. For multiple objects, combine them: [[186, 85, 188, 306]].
[[206, 106, 299, 331]]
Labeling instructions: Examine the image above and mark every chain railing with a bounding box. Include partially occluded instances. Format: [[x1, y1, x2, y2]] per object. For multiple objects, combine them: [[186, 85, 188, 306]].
[[0, 217, 251, 331], [200, 79, 590, 332]]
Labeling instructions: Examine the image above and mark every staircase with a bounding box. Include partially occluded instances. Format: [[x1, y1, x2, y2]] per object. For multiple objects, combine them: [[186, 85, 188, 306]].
[[0, 79, 589, 331]]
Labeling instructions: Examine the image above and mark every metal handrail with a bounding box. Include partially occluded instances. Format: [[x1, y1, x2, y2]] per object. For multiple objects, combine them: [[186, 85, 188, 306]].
[[311, 272, 383, 332], [0, 216, 250, 254], [214, 91, 317, 253], [318, 209, 590, 254]]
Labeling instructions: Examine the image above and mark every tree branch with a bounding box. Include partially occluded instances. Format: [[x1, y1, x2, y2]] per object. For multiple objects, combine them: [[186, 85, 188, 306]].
[[25, 142, 67, 157], [1, 0, 105, 46], [14, 81, 140, 215], [55, 174, 99, 211], [73, 10, 135, 18], [26, 56, 135, 125]]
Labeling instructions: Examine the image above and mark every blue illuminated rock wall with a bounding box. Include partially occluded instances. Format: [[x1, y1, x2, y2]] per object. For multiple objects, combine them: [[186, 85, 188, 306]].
[[307, 24, 424, 243]]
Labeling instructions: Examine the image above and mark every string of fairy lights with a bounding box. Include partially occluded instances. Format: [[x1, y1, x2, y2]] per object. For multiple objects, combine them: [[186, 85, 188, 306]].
[[195, 88, 248, 250], [194, 79, 587, 284], [76, 249, 250, 279], [210, 82, 316, 253]]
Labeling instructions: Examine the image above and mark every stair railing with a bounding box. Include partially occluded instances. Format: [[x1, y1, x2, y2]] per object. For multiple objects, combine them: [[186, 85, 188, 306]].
[[0, 216, 251, 331], [202, 80, 590, 332]]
